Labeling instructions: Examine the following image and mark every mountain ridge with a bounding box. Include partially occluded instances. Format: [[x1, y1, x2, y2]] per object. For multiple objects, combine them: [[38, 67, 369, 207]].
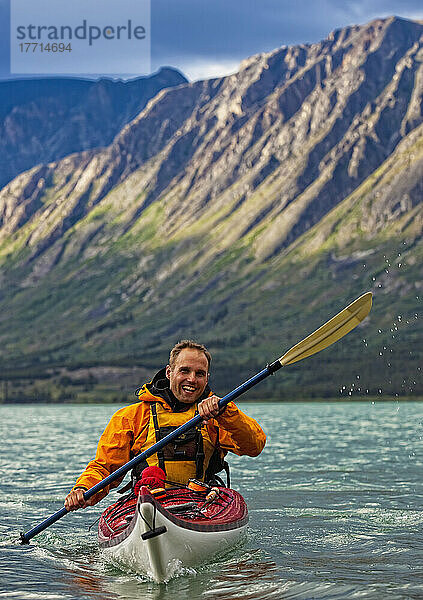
[[0, 16, 421, 402], [0, 67, 188, 189]]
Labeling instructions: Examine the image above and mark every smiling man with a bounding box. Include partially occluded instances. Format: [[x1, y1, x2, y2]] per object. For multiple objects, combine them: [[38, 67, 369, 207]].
[[65, 340, 266, 511], [166, 343, 210, 404]]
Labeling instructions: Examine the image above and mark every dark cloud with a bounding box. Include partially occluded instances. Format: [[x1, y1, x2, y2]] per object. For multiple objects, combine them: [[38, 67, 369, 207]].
[[1, 0, 423, 80], [0, 0, 10, 78], [152, 0, 422, 56], [150, 0, 423, 77]]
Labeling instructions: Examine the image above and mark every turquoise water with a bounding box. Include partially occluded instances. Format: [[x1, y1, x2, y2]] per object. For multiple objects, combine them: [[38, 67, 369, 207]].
[[1, 402, 423, 599]]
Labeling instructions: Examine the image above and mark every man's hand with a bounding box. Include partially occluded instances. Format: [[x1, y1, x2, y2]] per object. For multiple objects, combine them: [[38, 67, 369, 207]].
[[64, 488, 95, 511], [198, 395, 221, 421]]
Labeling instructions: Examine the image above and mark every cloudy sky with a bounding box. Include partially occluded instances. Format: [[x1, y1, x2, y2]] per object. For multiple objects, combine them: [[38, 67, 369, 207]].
[[1, 0, 423, 81]]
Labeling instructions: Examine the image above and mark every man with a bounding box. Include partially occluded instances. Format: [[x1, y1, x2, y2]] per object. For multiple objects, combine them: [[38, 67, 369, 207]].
[[65, 340, 266, 511]]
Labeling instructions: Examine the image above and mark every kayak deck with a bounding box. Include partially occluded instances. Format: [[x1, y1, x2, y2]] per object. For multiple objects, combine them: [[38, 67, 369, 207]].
[[99, 485, 248, 541]]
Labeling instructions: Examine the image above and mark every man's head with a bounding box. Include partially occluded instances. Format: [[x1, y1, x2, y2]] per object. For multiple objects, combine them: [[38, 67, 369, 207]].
[[166, 340, 211, 404]]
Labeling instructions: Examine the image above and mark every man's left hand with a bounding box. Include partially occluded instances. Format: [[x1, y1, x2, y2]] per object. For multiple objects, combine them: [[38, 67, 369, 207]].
[[198, 395, 221, 421]]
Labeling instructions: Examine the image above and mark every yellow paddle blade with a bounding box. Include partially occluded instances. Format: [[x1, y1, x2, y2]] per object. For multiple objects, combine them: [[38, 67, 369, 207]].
[[280, 292, 372, 367]]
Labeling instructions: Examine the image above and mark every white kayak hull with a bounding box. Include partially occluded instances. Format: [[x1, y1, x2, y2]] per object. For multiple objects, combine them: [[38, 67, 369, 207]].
[[99, 487, 248, 582]]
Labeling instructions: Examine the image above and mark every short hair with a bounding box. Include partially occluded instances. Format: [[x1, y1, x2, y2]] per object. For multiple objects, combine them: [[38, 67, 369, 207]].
[[169, 340, 211, 370]]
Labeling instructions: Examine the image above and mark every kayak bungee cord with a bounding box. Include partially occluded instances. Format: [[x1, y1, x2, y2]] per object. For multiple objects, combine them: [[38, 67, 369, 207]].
[[19, 292, 372, 545]]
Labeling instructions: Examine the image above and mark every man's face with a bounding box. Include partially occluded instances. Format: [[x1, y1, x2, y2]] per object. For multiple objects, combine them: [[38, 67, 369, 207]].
[[165, 348, 209, 404]]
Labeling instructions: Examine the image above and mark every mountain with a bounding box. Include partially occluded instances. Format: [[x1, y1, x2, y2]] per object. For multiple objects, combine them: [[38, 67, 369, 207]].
[[0, 67, 188, 188], [0, 16, 421, 403]]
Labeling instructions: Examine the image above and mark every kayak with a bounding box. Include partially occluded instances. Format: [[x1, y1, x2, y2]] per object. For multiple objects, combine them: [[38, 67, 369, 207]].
[[98, 484, 248, 582]]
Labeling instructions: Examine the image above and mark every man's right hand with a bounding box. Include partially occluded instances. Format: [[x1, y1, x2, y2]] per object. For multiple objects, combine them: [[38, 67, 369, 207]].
[[64, 488, 94, 511]]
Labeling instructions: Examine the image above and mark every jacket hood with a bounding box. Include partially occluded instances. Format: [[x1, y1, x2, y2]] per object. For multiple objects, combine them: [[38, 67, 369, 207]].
[[142, 367, 211, 412]]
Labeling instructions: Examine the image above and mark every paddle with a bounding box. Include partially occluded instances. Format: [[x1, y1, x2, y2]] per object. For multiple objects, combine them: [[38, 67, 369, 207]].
[[20, 291, 372, 544]]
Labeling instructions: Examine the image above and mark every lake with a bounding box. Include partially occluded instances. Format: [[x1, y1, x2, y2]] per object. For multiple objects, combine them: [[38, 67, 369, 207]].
[[1, 402, 422, 599]]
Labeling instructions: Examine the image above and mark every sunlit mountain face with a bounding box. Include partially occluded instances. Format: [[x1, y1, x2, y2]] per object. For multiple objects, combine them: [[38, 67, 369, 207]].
[[0, 17, 421, 402]]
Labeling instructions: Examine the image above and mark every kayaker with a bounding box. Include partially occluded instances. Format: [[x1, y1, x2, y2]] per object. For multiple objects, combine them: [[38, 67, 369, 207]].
[[65, 339, 266, 511]]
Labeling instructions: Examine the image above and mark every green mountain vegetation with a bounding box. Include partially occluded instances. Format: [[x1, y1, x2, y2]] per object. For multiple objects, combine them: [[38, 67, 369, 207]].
[[0, 16, 421, 403]]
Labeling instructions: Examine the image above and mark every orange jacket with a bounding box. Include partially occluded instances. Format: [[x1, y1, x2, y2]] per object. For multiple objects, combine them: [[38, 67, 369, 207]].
[[73, 384, 266, 503]]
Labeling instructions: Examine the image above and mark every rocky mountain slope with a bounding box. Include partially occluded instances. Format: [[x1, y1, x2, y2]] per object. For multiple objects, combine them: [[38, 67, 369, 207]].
[[0, 67, 187, 188], [0, 16, 421, 402]]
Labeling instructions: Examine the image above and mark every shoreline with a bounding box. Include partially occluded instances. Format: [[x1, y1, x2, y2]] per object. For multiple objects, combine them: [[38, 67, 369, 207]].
[[1, 396, 422, 405]]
